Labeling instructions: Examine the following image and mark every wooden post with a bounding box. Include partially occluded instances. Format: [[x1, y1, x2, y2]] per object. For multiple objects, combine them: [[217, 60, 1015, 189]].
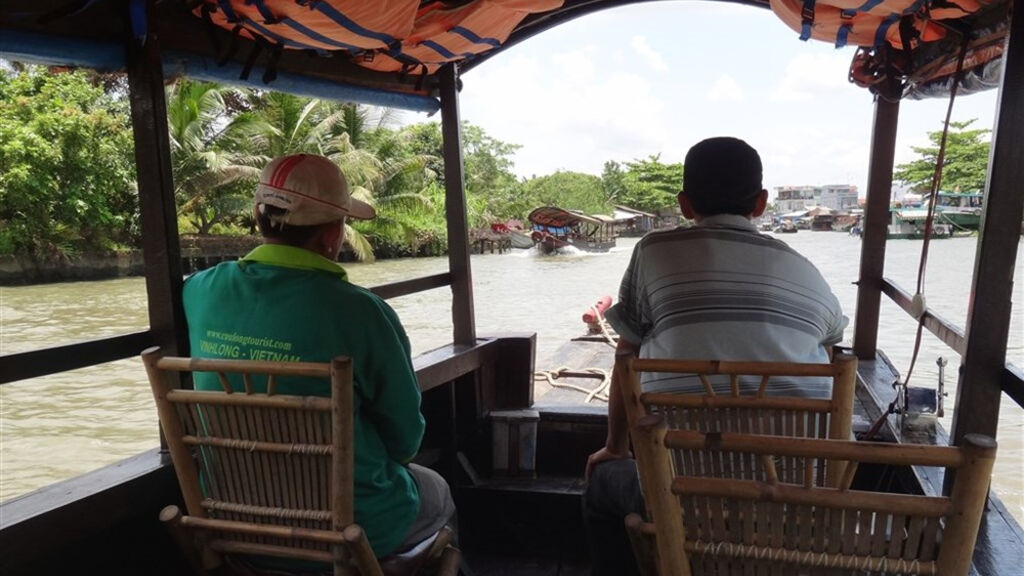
[[950, 4, 1024, 456], [935, 434, 997, 576], [439, 64, 476, 345], [125, 10, 187, 357], [632, 415, 691, 576], [852, 85, 901, 360]]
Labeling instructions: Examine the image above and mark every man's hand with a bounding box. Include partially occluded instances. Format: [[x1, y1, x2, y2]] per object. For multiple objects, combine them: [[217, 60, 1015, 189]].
[[585, 446, 632, 481]]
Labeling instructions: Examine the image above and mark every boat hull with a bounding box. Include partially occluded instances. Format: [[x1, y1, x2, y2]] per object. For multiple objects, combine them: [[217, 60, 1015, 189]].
[[532, 232, 615, 254]]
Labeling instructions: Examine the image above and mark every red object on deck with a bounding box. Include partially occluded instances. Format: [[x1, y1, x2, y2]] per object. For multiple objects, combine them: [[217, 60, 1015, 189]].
[[582, 295, 613, 326]]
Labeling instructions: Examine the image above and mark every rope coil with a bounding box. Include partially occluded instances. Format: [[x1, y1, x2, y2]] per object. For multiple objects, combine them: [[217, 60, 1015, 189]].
[[534, 367, 610, 403]]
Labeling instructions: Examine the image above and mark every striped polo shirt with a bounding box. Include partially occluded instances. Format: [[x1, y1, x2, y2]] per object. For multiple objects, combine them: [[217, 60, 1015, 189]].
[[605, 214, 847, 398]]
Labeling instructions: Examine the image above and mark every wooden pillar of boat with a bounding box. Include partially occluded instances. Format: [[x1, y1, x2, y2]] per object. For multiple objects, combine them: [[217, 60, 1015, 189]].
[[852, 82, 901, 360], [949, 3, 1024, 471], [125, 5, 187, 357], [440, 63, 477, 345]]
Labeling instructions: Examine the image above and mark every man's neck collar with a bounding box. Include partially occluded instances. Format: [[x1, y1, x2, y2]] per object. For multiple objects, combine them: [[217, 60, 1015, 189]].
[[694, 213, 758, 231], [240, 244, 348, 281]]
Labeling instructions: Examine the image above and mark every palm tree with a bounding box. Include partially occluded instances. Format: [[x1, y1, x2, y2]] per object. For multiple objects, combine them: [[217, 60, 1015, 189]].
[[166, 80, 268, 234], [324, 104, 440, 260]]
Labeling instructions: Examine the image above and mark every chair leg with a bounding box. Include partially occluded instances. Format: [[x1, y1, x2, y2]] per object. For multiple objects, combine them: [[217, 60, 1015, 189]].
[[625, 513, 658, 576], [160, 505, 221, 575]]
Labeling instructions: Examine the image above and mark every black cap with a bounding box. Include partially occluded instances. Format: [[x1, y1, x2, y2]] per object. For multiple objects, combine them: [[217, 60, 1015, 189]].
[[682, 137, 763, 216]]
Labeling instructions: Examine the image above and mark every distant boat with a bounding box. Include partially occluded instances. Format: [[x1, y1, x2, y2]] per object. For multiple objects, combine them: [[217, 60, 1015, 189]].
[[527, 207, 616, 254], [489, 221, 537, 249], [508, 231, 535, 249], [933, 191, 983, 230], [888, 209, 953, 239], [773, 221, 798, 234]]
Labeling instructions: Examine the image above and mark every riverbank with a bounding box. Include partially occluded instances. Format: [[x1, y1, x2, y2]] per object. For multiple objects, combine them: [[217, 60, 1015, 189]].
[[0, 230, 525, 285], [0, 235, 264, 286]]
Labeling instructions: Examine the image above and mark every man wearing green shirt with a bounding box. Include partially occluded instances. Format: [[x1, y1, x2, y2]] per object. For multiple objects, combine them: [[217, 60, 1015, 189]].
[[183, 153, 455, 558]]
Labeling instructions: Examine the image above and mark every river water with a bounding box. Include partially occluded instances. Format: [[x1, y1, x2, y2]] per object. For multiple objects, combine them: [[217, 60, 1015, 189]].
[[1, 233, 1022, 523]]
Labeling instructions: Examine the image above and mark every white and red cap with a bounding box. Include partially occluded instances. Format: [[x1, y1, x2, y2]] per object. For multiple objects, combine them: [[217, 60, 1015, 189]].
[[255, 154, 375, 225]]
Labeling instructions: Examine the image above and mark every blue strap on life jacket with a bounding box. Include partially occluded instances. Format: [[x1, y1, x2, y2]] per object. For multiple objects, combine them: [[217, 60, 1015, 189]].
[[873, 13, 902, 47], [216, 0, 239, 23], [836, 23, 852, 47], [835, 10, 855, 48], [280, 17, 364, 51], [307, 0, 397, 46], [800, 0, 816, 41], [851, 0, 887, 12], [422, 40, 456, 60], [451, 26, 501, 48], [247, 0, 279, 25], [241, 18, 314, 50]]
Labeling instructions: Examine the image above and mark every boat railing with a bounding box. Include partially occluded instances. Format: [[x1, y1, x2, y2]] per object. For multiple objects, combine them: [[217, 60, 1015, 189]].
[[878, 276, 1024, 410], [0, 271, 458, 387]]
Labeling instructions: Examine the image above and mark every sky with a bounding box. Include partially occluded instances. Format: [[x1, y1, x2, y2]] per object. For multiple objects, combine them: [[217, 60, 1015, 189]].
[[398, 3, 1000, 199]]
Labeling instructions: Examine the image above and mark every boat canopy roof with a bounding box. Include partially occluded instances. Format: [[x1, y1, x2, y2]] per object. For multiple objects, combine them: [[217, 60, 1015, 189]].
[[528, 206, 602, 227], [0, 0, 1012, 112], [614, 205, 657, 218]]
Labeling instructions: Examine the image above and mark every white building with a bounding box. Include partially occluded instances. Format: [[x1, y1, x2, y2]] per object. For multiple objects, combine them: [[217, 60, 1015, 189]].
[[774, 184, 859, 212], [774, 186, 817, 213]]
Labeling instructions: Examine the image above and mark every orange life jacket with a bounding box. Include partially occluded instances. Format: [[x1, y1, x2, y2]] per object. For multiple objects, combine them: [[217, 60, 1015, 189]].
[[193, 0, 563, 76]]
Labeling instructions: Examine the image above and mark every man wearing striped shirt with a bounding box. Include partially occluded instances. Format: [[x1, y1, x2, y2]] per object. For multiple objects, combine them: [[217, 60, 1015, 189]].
[[583, 137, 846, 576]]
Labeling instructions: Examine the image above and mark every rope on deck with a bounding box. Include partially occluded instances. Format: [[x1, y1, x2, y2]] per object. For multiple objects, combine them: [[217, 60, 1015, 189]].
[[534, 367, 610, 403], [532, 300, 619, 403], [587, 304, 619, 349]]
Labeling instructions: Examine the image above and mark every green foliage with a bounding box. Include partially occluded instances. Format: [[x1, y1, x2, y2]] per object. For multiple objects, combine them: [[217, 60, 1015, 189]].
[[0, 67, 136, 259], [166, 80, 265, 235], [3, 67, 693, 263], [616, 155, 684, 213], [399, 121, 523, 227], [894, 119, 991, 193], [521, 171, 609, 216]]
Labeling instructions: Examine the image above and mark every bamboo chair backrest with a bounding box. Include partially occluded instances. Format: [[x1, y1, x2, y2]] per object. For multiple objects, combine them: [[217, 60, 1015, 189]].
[[618, 353, 857, 485], [633, 415, 996, 576], [143, 347, 381, 575]]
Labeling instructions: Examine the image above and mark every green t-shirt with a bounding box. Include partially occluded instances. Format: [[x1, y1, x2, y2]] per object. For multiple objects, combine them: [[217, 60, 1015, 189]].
[[182, 244, 424, 557]]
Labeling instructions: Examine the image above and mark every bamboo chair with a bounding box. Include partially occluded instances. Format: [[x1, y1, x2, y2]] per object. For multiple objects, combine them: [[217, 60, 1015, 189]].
[[142, 347, 459, 576], [629, 415, 995, 576], [617, 353, 858, 485], [617, 354, 857, 571]]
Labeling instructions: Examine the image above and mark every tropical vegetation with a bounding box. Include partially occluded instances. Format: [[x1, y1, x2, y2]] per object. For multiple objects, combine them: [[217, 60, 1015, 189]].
[[893, 119, 991, 194], [2, 65, 690, 262]]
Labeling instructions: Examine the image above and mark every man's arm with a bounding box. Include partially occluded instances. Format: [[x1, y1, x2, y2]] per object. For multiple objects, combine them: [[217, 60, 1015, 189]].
[[585, 337, 638, 480], [365, 301, 425, 464]]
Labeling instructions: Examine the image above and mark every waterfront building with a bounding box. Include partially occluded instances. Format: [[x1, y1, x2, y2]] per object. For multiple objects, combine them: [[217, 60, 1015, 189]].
[[775, 184, 859, 212]]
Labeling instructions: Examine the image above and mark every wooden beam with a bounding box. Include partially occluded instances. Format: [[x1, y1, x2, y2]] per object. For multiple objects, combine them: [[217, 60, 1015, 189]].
[[880, 278, 966, 355], [369, 273, 451, 300], [125, 12, 187, 356], [853, 89, 901, 359], [950, 5, 1024, 450], [0, 450, 179, 574], [1003, 363, 1024, 410], [439, 63, 476, 345], [0, 332, 153, 385]]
